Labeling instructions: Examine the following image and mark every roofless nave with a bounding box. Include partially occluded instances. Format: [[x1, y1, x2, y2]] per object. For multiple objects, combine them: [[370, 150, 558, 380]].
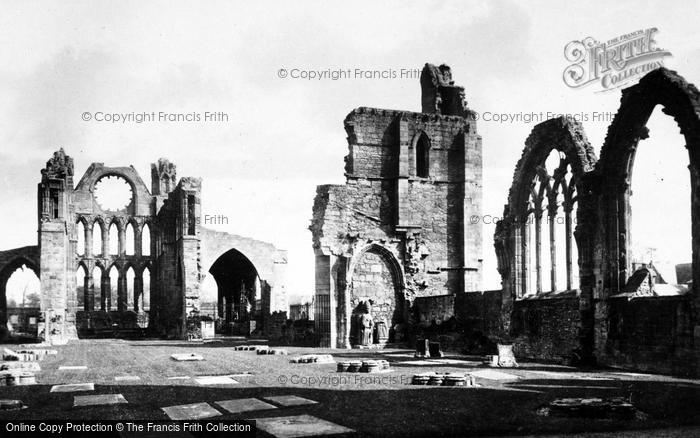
[[1, 65, 698, 377]]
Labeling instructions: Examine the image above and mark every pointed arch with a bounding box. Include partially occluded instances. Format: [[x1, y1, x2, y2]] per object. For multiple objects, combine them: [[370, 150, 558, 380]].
[[76, 263, 88, 310], [126, 266, 136, 310], [597, 68, 700, 297], [108, 221, 119, 255], [496, 116, 597, 299], [141, 223, 151, 256], [92, 220, 104, 257], [125, 222, 135, 256], [345, 243, 407, 347], [76, 220, 86, 256], [91, 264, 103, 311], [414, 131, 431, 178], [108, 265, 119, 311], [142, 265, 151, 311]]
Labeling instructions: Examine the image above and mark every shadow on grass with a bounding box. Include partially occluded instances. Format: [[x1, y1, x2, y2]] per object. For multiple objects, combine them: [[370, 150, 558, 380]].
[[1, 377, 699, 437]]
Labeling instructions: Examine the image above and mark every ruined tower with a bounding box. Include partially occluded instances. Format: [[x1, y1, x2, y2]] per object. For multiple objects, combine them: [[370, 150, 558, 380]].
[[310, 63, 483, 348], [37, 148, 76, 342]]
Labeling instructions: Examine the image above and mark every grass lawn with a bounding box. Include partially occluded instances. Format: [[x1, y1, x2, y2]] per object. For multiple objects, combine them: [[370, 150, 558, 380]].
[[1, 339, 700, 437]]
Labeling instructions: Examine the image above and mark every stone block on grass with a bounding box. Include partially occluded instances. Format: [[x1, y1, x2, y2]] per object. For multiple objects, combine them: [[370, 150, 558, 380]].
[[171, 353, 204, 362]]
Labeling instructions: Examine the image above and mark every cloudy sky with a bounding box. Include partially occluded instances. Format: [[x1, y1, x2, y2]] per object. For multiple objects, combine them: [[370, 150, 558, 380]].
[[1, 0, 698, 301]]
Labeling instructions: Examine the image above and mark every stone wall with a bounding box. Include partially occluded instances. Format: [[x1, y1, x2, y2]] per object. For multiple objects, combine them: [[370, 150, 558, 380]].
[[493, 69, 700, 376], [310, 63, 483, 348], [413, 294, 454, 327], [455, 290, 503, 338], [511, 293, 580, 361], [605, 296, 696, 375]]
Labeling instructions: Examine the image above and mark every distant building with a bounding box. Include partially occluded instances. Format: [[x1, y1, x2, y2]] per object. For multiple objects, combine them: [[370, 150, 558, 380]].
[[289, 297, 314, 321]]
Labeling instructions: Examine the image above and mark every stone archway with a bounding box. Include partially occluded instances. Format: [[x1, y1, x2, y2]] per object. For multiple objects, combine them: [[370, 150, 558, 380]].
[[591, 68, 700, 367], [0, 255, 40, 326], [345, 244, 406, 347], [209, 248, 261, 334]]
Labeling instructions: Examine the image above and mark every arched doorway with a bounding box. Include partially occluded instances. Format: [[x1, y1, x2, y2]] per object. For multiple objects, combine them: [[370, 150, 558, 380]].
[[0, 258, 40, 329], [209, 248, 260, 334], [347, 245, 405, 346]]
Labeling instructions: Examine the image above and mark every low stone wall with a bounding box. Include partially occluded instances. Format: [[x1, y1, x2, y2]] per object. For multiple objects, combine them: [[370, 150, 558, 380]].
[[510, 292, 580, 362], [602, 295, 697, 376], [454, 290, 503, 336], [413, 294, 454, 327]]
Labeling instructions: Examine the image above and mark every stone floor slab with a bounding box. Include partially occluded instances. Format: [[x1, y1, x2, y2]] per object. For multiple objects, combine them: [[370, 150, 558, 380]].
[[471, 369, 520, 381], [194, 376, 239, 385], [73, 394, 127, 407], [216, 398, 278, 414], [396, 360, 438, 365], [115, 376, 141, 382], [58, 366, 87, 370], [429, 359, 474, 365], [264, 395, 319, 407], [50, 383, 94, 393], [167, 376, 190, 380], [251, 414, 354, 438], [171, 353, 204, 361], [162, 402, 221, 420]]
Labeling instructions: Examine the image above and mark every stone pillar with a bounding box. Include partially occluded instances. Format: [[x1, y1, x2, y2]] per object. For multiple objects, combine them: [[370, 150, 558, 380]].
[[314, 253, 336, 348], [134, 274, 143, 313], [85, 223, 93, 258], [118, 226, 126, 257], [135, 227, 142, 257], [117, 270, 127, 312], [84, 273, 94, 312], [102, 225, 109, 258], [565, 204, 573, 291], [521, 219, 530, 296], [397, 117, 411, 227], [535, 209, 543, 293], [549, 207, 557, 293], [575, 174, 598, 364], [101, 275, 110, 311]]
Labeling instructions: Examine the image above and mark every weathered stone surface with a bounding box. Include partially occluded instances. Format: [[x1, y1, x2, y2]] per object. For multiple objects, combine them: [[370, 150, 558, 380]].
[[310, 63, 483, 348], [216, 398, 277, 414], [162, 402, 221, 420], [0, 150, 288, 342], [491, 68, 700, 377], [50, 383, 94, 393], [263, 395, 318, 407], [73, 394, 128, 407], [252, 415, 354, 438]]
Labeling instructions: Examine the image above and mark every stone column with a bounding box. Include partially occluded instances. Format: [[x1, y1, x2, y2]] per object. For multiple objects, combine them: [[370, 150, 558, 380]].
[[521, 219, 531, 296], [314, 253, 335, 348], [102, 225, 109, 258], [101, 275, 110, 311], [565, 203, 573, 291], [85, 223, 93, 258], [535, 208, 543, 293], [134, 227, 142, 256], [117, 269, 127, 312], [118, 226, 126, 257], [549, 206, 558, 293], [85, 273, 94, 311], [134, 274, 143, 313]]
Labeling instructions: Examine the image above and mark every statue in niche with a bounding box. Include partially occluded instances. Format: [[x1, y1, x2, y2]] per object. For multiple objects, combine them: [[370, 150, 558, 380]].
[[354, 300, 374, 346], [376, 317, 389, 343]]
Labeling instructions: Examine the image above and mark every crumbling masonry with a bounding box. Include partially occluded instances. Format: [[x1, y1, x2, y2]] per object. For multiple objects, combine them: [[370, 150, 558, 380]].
[[310, 63, 483, 348], [0, 151, 287, 342], [495, 68, 700, 376]]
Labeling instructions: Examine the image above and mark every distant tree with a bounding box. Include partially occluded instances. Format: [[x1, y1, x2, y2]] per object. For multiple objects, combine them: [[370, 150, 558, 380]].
[[25, 293, 40, 308], [7, 299, 17, 308]]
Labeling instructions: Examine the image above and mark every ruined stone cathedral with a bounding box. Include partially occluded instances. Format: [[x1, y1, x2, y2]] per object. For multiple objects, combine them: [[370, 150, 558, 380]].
[[310, 64, 484, 348], [0, 150, 288, 342]]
